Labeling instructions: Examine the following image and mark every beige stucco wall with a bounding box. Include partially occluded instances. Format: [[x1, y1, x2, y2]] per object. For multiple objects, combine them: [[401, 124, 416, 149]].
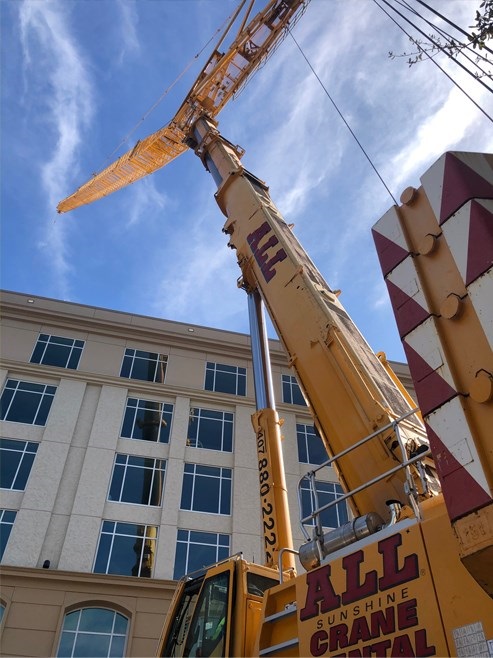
[[0, 567, 174, 658]]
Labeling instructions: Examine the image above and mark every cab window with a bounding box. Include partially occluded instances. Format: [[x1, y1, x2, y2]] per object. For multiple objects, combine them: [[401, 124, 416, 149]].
[[184, 571, 230, 657]]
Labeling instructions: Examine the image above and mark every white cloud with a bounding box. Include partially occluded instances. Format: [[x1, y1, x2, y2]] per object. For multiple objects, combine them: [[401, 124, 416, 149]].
[[19, 0, 93, 297], [125, 177, 170, 228], [115, 0, 140, 64]]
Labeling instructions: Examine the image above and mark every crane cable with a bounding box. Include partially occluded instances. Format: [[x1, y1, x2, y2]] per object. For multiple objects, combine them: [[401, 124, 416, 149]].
[[104, 5, 245, 164], [288, 29, 398, 205]]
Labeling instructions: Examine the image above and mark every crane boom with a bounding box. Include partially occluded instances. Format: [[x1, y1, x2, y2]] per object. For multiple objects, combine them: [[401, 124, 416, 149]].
[[55, 2, 493, 655], [57, 0, 310, 214]]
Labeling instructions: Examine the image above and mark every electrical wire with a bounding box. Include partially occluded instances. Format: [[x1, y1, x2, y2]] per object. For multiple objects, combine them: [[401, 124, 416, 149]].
[[413, 0, 493, 57], [373, 0, 493, 122], [397, 0, 492, 81]]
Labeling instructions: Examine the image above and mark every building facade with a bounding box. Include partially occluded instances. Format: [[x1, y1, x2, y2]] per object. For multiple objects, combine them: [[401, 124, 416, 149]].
[[0, 290, 415, 656]]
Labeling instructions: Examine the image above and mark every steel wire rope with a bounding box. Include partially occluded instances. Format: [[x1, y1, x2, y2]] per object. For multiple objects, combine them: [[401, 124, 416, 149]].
[[373, 0, 493, 121], [104, 4, 245, 164], [287, 30, 398, 205], [394, 0, 493, 89]]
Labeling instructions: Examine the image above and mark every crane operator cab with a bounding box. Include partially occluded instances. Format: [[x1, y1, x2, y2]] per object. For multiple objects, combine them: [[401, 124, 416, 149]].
[[159, 554, 280, 657]]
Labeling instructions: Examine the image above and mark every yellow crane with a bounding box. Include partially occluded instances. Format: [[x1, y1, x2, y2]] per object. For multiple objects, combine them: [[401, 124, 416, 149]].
[[58, 1, 493, 656]]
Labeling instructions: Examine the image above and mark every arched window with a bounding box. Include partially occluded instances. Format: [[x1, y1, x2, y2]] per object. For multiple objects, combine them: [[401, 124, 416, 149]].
[[56, 607, 128, 658]]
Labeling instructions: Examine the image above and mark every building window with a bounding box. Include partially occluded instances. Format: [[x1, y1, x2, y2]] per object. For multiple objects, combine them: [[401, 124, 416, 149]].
[[0, 510, 16, 560], [108, 454, 166, 506], [173, 529, 230, 579], [56, 608, 128, 658], [120, 348, 167, 383], [93, 521, 158, 577], [187, 408, 233, 452], [0, 438, 38, 490], [205, 362, 246, 396], [300, 480, 349, 529], [0, 379, 56, 425], [121, 397, 173, 443], [296, 424, 328, 465], [281, 374, 306, 405], [181, 464, 232, 515], [30, 334, 84, 370]]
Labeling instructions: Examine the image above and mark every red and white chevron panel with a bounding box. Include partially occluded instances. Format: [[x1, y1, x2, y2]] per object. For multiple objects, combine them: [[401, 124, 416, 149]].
[[371, 206, 410, 277], [384, 255, 430, 339], [402, 317, 457, 417], [441, 198, 493, 346], [373, 151, 493, 523], [468, 269, 493, 346], [424, 396, 491, 521], [421, 151, 493, 225], [441, 199, 493, 286]]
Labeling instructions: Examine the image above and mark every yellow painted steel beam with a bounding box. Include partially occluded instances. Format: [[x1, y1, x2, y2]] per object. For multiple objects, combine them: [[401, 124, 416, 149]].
[[57, 0, 310, 214]]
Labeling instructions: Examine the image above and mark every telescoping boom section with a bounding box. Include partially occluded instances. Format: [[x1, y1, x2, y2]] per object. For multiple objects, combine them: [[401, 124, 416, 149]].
[[190, 116, 438, 529]]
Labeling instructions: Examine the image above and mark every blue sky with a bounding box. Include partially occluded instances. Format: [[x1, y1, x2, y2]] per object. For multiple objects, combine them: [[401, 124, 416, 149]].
[[1, 0, 491, 361]]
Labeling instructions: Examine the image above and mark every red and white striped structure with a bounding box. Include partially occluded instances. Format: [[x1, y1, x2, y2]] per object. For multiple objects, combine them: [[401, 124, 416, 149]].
[[372, 152, 493, 524]]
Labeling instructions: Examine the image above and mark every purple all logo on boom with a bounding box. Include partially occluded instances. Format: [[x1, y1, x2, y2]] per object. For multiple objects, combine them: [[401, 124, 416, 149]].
[[247, 221, 287, 283]]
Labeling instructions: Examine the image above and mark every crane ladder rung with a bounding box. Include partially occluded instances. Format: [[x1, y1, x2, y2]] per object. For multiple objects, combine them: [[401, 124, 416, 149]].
[[264, 605, 297, 623], [259, 637, 299, 656]]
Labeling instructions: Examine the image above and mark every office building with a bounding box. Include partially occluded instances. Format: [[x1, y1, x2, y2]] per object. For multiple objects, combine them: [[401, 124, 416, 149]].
[[0, 290, 415, 656]]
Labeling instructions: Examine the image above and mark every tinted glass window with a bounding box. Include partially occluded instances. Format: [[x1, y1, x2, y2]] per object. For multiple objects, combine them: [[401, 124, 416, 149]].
[[183, 571, 230, 657], [120, 348, 167, 383], [301, 480, 349, 529], [296, 424, 327, 464], [121, 397, 173, 443], [0, 380, 56, 425], [108, 454, 166, 506], [93, 521, 158, 577], [187, 408, 233, 452], [0, 439, 38, 490], [31, 334, 84, 370], [281, 375, 306, 405], [205, 362, 246, 396], [56, 608, 128, 657], [181, 464, 232, 515], [173, 529, 230, 580], [0, 509, 16, 560]]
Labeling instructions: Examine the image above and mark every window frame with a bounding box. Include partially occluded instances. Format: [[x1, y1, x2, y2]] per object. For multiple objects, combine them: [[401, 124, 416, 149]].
[[119, 348, 168, 384], [0, 438, 39, 491], [56, 606, 129, 658], [107, 453, 166, 507], [120, 397, 173, 443], [281, 374, 307, 405], [180, 463, 232, 516], [204, 361, 246, 396], [296, 423, 328, 465], [0, 379, 57, 426], [0, 509, 17, 561], [173, 529, 230, 580], [93, 520, 158, 578], [30, 333, 84, 370], [300, 479, 349, 530], [187, 407, 234, 452]]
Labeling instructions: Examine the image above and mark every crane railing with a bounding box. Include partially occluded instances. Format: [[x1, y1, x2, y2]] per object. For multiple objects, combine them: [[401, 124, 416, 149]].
[[297, 408, 432, 543]]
